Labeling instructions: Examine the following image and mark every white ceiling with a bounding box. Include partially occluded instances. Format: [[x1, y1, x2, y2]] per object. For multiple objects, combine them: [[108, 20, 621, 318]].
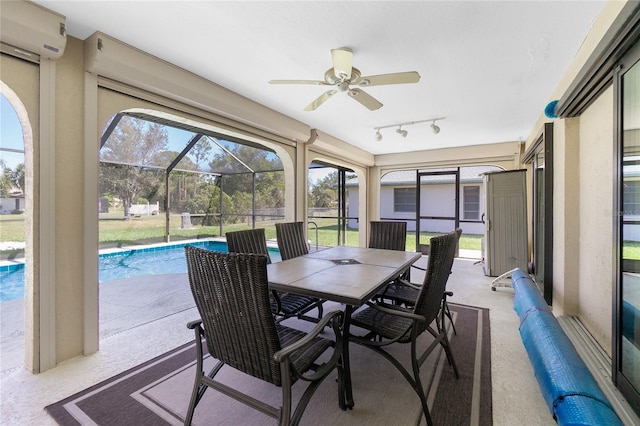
[[35, 0, 605, 156]]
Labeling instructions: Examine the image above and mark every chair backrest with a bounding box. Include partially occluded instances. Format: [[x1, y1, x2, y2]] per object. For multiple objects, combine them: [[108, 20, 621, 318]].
[[184, 246, 283, 386], [413, 228, 462, 326], [368, 221, 407, 251], [225, 228, 272, 264], [275, 221, 309, 260]]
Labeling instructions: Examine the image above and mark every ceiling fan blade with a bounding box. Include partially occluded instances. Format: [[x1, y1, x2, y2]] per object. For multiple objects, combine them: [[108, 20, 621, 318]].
[[331, 47, 353, 80], [304, 90, 337, 111], [355, 71, 421, 87], [348, 88, 383, 111], [269, 79, 329, 85]]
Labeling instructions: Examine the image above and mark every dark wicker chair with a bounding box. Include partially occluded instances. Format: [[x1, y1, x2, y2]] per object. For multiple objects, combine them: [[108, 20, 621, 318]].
[[183, 246, 343, 426], [274, 222, 325, 323], [380, 228, 461, 336], [369, 221, 409, 283], [275, 221, 310, 260], [226, 228, 324, 323], [349, 228, 462, 426], [368, 221, 407, 251]]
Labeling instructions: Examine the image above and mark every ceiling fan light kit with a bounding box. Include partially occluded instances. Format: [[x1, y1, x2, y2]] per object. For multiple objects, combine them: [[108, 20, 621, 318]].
[[374, 117, 445, 141], [269, 47, 420, 111]]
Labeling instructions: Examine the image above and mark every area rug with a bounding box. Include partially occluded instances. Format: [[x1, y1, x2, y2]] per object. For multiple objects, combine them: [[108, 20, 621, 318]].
[[46, 303, 491, 425]]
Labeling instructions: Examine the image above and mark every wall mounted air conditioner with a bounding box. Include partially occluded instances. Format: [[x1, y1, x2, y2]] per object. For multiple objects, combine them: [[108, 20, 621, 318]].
[[0, 0, 67, 60]]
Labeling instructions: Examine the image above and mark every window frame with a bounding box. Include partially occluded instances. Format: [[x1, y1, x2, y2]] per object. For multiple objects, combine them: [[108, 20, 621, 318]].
[[462, 185, 480, 220], [393, 187, 416, 213]]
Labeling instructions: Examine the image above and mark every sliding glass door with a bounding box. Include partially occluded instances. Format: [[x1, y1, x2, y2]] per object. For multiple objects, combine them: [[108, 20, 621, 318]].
[[616, 39, 640, 415]]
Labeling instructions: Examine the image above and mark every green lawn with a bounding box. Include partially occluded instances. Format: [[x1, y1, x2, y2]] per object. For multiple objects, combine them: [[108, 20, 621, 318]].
[[1, 213, 482, 254], [7, 212, 640, 258]]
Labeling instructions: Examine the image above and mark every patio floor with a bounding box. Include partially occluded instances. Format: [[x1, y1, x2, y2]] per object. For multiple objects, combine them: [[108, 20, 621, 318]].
[[0, 253, 563, 425]]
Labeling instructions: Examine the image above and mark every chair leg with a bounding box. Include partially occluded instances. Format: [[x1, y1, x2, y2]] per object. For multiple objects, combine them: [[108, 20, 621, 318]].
[[184, 378, 200, 426], [440, 331, 459, 379], [411, 340, 434, 426], [184, 336, 206, 426], [443, 299, 457, 335]]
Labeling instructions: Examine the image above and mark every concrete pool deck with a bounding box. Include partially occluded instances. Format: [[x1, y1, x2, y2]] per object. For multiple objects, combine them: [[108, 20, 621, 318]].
[[1, 273, 196, 375]]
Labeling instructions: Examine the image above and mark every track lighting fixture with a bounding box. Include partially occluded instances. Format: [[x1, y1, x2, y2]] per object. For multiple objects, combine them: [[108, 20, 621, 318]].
[[373, 117, 445, 141]]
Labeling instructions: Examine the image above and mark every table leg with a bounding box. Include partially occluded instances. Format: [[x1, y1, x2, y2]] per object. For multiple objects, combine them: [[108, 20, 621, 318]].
[[339, 304, 355, 410]]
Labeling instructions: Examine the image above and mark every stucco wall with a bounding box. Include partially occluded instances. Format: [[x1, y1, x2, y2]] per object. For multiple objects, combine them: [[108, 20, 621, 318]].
[[578, 85, 614, 353], [553, 117, 581, 317], [55, 37, 86, 361]]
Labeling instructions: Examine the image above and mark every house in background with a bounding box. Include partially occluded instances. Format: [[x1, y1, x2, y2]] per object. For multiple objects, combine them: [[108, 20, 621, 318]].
[[347, 165, 501, 235], [0, 191, 24, 215]]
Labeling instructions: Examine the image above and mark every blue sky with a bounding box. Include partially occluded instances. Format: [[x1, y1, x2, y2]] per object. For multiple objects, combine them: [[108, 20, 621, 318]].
[[0, 94, 25, 169]]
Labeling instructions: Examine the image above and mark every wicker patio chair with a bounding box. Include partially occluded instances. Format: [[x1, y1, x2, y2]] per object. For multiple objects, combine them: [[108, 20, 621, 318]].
[[275, 221, 310, 260], [349, 228, 462, 426], [379, 228, 461, 336], [183, 246, 344, 426], [226, 228, 325, 323], [274, 222, 325, 323], [369, 221, 410, 283], [368, 221, 407, 251]]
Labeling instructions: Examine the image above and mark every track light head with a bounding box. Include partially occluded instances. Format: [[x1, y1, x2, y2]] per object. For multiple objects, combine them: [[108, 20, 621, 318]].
[[374, 117, 444, 141]]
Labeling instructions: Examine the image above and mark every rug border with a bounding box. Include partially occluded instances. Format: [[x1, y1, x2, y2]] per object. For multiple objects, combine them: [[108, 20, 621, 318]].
[[45, 303, 492, 425]]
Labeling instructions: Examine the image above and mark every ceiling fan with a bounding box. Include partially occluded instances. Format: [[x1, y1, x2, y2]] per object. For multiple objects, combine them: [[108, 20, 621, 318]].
[[269, 47, 421, 111]]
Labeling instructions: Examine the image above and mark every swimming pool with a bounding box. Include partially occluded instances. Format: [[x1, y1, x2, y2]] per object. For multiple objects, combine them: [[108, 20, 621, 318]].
[[0, 240, 281, 302]]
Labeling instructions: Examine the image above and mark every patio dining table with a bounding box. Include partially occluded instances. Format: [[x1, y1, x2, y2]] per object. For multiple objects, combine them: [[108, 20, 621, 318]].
[[267, 245, 421, 410]]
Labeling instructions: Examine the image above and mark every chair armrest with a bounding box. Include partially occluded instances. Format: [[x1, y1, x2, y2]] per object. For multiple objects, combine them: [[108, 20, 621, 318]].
[[411, 264, 427, 272], [396, 277, 422, 290], [187, 319, 202, 329], [365, 301, 426, 323], [273, 310, 344, 362]]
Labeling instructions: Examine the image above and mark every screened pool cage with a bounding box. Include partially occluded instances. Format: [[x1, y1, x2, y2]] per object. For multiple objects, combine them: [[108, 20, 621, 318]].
[[98, 112, 287, 248]]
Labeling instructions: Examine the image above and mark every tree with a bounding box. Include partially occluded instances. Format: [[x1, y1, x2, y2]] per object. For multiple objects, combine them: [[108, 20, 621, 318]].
[[10, 163, 25, 194], [99, 117, 169, 216], [309, 171, 338, 208], [189, 137, 213, 171], [0, 159, 11, 197], [186, 137, 212, 197], [208, 142, 285, 213], [0, 161, 25, 197]]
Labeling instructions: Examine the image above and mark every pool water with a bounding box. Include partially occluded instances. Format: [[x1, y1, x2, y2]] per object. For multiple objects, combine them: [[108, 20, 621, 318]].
[[0, 240, 281, 302]]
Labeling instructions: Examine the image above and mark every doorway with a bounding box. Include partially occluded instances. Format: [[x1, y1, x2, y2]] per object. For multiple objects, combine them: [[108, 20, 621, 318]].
[[415, 169, 460, 253]]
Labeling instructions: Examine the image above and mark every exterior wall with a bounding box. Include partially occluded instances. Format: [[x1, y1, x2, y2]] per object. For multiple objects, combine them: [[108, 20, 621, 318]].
[[348, 182, 485, 235], [553, 117, 581, 317], [0, 197, 24, 213], [577, 86, 615, 353]]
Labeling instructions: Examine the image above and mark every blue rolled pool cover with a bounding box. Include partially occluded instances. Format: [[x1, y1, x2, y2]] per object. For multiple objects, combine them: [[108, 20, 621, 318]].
[[511, 269, 623, 426], [512, 268, 551, 319]]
